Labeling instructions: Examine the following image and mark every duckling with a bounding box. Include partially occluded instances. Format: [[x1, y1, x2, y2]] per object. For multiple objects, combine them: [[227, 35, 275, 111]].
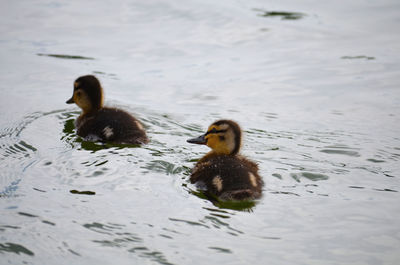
[[187, 120, 263, 201], [66, 75, 148, 145]]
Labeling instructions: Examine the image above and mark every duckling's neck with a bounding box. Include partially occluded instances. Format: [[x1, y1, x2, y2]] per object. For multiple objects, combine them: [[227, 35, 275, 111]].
[[211, 146, 232, 155], [80, 105, 102, 116], [205, 149, 237, 158]]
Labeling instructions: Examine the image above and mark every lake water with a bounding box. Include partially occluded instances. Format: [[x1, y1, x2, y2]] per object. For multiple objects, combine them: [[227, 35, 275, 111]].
[[1, 0, 399, 264]]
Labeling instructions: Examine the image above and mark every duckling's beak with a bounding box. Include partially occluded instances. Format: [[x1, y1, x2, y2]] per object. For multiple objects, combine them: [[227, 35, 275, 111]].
[[187, 134, 207, 145], [66, 96, 74, 104]]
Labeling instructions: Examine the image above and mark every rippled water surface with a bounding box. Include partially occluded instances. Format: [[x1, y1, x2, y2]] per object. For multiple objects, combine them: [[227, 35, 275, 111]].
[[1, 0, 400, 264]]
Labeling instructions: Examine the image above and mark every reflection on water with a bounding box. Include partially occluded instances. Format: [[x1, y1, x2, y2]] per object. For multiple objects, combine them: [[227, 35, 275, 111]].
[[37, 53, 95, 60], [83, 221, 174, 265], [1, 104, 399, 265], [189, 189, 257, 211], [253, 9, 306, 20], [208, 246, 232, 253], [0, 179, 21, 198], [341, 55, 375, 60], [70, 189, 96, 195], [0, 243, 34, 256], [320, 145, 360, 157], [290, 172, 329, 182]]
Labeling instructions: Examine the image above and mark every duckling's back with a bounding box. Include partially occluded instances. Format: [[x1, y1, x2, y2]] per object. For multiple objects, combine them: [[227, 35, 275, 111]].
[[76, 107, 148, 145], [190, 155, 263, 200]]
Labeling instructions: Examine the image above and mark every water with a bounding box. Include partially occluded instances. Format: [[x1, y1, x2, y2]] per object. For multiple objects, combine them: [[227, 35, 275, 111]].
[[1, 0, 400, 264]]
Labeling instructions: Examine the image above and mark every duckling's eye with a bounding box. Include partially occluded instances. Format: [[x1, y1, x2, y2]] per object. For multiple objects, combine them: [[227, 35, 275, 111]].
[[206, 128, 227, 135], [76, 91, 81, 98], [219, 136, 225, 141]]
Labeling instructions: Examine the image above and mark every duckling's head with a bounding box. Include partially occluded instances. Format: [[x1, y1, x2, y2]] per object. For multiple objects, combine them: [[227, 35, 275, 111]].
[[66, 75, 104, 114], [187, 120, 242, 155]]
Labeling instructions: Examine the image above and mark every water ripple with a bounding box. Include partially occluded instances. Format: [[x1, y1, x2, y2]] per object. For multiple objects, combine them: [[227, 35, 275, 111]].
[[0, 242, 34, 256], [320, 148, 360, 157], [290, 172, 329, 182], [168, 218, 209, 228], [37, 53, 95, 60], [253, 8, 306, 20], [83, 221, 175, 265], [208, 246, 232, 253]]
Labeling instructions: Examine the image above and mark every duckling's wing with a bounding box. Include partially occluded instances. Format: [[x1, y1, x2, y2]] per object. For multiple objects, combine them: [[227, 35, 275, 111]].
[[191, 156, 262, 199], [76, 108, 147, 144]]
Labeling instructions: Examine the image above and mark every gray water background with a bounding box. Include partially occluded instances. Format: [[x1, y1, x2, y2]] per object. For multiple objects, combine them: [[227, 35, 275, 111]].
[[1, 0, 400, 264]]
